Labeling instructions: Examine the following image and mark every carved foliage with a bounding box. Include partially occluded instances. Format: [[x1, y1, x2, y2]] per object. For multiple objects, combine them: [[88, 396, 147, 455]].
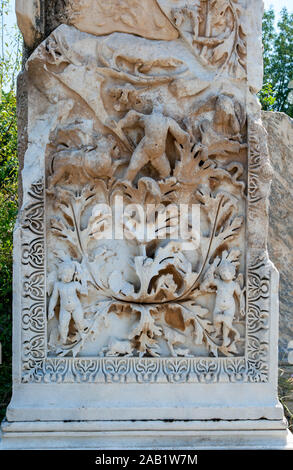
[[18, 5, 271, 384], [169, 0, 247, 78]]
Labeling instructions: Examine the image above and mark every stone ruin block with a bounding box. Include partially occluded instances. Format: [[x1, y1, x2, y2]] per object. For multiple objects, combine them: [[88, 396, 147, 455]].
[[1, 0, 292, 449]]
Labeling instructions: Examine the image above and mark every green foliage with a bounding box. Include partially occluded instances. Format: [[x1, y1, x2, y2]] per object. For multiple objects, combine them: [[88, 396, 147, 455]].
[[262, 8, 276, 74], [0, 90, 18, 420], [258, 83, 276, 111], [0, 90, 18, 291], [259, 7, 293, 117]]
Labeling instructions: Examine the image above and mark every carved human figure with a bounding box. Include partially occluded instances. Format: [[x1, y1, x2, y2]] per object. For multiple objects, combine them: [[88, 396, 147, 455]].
[[48, 261, 88, 344], [115, 102, 189, 182], [201, 260, 243, 347]]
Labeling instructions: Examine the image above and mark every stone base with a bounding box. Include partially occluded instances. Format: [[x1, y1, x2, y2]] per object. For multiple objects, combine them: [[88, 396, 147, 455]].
[[1, 419, 293, 450]]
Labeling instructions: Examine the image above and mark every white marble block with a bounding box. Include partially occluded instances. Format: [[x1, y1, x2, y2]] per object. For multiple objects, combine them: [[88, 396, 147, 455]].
[[1, 0, 292, 449]]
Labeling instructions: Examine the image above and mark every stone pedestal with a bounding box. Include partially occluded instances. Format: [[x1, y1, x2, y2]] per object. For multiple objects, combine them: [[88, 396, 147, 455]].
[[2, 420, 292, 450], [1, 0, 292, 449]]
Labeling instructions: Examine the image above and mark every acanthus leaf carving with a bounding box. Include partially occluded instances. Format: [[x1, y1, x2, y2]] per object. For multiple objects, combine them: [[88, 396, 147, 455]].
[[18, 3, 271, 386]]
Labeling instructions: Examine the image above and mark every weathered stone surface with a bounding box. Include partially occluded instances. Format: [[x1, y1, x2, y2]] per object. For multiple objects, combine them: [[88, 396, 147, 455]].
[[1, 0, 292, 450], [262, 111, 293, 364], [16, 72, 28, 207], [288, 342, 293, 365], [66, 0, 179, 40], [15, 0, 43, 49]]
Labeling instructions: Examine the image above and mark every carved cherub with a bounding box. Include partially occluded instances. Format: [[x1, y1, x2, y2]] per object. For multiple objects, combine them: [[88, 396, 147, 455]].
[[201, 253, 244, 348], [48, 260, 88, 345], [114, 102, 189, 182]]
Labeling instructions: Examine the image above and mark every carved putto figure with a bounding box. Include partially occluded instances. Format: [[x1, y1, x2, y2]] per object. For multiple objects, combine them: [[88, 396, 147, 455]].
[[201, 251, 245, 348], [48, 260, 88, 345]]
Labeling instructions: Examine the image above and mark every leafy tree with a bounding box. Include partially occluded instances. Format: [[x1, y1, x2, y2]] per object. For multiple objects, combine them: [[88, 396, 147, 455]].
[[259, 8, 277, 111], [259, 7, 293, 117], [262, 8, 276, 78], [258, 82, 276, 111]]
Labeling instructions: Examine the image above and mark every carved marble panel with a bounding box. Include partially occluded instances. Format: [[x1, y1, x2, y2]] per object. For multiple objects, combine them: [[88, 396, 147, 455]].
[[14, 1, 276, 387], [4, 1, 293, 452]]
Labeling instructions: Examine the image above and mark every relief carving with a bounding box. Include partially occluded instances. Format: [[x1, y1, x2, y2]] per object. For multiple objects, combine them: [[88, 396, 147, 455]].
[[66, 0, 179, 40], [167, 0, 247, 78], [18, 1, 271, 384], [39, 28, 246, 358]]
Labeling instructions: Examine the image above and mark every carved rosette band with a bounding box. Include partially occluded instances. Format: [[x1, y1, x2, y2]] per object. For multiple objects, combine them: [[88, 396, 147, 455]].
[[21, 180, 46, 382]]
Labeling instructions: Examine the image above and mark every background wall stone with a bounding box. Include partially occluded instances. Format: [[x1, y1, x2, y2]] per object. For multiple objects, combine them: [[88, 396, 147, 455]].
[[263, 111, 293, 364]]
